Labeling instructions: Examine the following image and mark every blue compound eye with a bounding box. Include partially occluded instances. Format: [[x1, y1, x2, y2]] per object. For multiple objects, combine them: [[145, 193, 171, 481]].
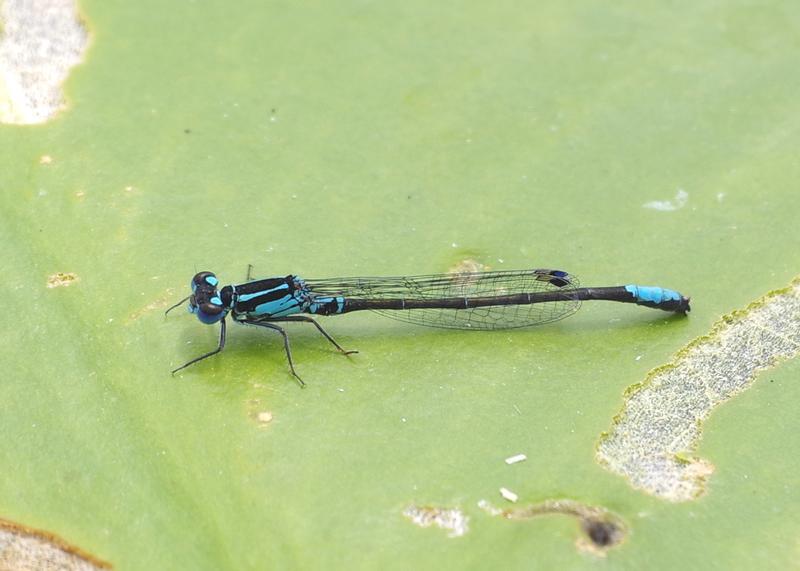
[[191, 271, 218, 292], [197, 302, 226, 324], [197, 309, 225, 324]]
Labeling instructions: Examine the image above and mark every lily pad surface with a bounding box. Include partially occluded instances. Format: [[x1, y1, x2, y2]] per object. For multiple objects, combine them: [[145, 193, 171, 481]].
[[1, 1, 799, 569]]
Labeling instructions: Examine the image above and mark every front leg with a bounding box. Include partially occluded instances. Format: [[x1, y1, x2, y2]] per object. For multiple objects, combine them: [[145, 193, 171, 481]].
[[172, 318, 227, 374]]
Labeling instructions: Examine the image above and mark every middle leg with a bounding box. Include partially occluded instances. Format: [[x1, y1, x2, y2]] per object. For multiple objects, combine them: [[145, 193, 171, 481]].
[[247, 321, 306, 387], [265, 315, 357, 356]]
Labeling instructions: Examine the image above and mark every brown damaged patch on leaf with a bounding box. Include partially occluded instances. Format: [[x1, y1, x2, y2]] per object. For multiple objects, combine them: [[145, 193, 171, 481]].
[[0, 517, 112, 570], [448, 258, 489, 274], [402, 505, 469, 538], [245, 398, 274, 427], [479, 498, 626, 555], [255, 410, 273, 425], [0, 0, 90, 124], [47, 272, 79, 288], [597, 277, 800, 502], [126, 289, 177, 322]]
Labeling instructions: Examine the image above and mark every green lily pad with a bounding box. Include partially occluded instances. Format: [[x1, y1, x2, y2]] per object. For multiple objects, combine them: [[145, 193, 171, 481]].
[[1, 0, 799, 569]]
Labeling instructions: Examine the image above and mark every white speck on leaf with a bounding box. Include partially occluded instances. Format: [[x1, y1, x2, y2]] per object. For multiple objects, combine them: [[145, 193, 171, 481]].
[[500, 488, 519, 502], [643, 189, 688, 211]]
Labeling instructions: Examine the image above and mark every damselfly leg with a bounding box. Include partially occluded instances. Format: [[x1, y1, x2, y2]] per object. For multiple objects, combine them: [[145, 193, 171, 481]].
[[265, 315, 358, 356], [247, 321, 306, 387], [172, 318, 227, 374]]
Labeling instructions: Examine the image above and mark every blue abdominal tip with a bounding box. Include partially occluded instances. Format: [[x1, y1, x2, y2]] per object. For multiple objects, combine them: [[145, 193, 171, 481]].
[[625, 285, 682, 304]]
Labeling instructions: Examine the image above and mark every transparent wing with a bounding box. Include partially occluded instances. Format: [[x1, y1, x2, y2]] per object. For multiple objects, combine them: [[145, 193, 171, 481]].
[[304, 269, 581, 330]]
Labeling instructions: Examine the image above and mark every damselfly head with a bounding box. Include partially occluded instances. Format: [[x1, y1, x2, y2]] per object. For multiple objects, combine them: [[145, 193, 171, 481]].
[[189, 271, 229, 324]]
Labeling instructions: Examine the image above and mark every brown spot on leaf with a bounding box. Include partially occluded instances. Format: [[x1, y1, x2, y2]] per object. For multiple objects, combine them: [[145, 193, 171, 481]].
[[47, 272, 79, 288], [448, 258, 488, 274], [479, 498, 626, 555], [597, 276, 800, 501], [0, 0, 89, 124], [403, 505, 469, 538]]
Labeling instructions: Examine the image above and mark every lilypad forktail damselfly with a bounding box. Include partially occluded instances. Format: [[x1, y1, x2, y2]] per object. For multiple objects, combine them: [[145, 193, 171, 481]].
[[166, 268, 690, 386]]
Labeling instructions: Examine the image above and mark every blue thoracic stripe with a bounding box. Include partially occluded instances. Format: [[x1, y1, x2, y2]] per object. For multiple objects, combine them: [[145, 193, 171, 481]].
[[269, 302, 303, 317], [624, 284, 682, 305], [238, 283, 289, 303], [230, 276, 312, 319], [252, 295, 302, 317]]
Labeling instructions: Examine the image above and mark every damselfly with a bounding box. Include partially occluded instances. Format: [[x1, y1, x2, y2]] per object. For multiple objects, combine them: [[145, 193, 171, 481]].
[[166, 268, 690, 386]]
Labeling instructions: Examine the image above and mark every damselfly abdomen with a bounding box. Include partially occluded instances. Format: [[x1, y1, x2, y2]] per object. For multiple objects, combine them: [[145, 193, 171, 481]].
[[166, 268, 690, 386]]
